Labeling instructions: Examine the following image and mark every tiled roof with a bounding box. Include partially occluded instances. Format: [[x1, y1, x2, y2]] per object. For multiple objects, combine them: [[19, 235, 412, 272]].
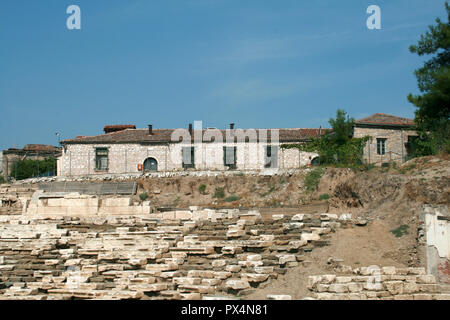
[[61, 128, 331, 144], [355, 113, 415, 127], [104, 125, 136, 133]]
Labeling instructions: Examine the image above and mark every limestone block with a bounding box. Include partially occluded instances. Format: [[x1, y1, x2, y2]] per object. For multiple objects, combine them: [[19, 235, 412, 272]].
[[173, 277, 202, 285], [213, 271, 232, 280], [335, 276, 353, 284], [47, 198, 64, 207], [178, 285, 215, 294], [175, 210, 192, 220], [328, 284, 349, 293], [212, 260, 227, 268], [180, 293, 202, 300], [188, 270, 214, 279], [288, 240, 307, 249], [225, 265, 241, 273], [301, 233, 320, 242], [413, 294, 433, 300], [408, 267, 426, 275], [225, 279, 250, 290], [267, 295, 292, 300], [241, 273, 269, 283], [291, 214, 305, 221], [384, 281, 404, 295], [347, 282, 364, 293], [247, 254, 262, 262], [201, 279, 221, 286], [272, 214, 284, 221], [416, 275, 436, 284], [162, 211, 176, 220], [381, 266, 396, 275], [104, 198, 132, 207], [308, 276, 322, 289], [145, 263, 178, 272], [311, 227, 331, 235], [403, 281, 419, 294], [254, 266, 274, 274]]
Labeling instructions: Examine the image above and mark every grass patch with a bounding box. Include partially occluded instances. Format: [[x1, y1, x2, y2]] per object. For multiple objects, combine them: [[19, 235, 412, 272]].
[[173, 196, 180, 206], [260, 185, 276, 197], [319, 193, 330, 201], [224, 195, 241, 202], [139, 192, 149, 201], [213, 187, 225, 199], [391, 225, 409, 238], [198, 184, 207, 195], [304, 168, 324, 192]]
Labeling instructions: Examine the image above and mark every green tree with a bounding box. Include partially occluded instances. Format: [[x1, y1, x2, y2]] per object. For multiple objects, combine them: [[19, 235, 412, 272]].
[[408, 2, 450, 155], [11, 157, 56, 180], [282, 109, 368, 166], [328, 109, 355, 145]]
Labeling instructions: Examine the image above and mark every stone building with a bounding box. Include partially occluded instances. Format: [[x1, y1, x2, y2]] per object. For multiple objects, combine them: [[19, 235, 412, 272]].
[[1, 144, 62, 179], [58, 124, 328, 176], [353, 113, 417, 165]]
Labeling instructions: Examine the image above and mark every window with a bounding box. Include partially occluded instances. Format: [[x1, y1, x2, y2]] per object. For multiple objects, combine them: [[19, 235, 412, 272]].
[[377, 138, 386, 155], [223, 146, 237, 169], [95, 148, 108, 171], [265, 145, 278, 168], [182, 147, 195, 169]]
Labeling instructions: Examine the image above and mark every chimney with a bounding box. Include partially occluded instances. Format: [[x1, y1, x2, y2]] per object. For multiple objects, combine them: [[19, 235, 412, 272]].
[[230, 123, 235, 130], [148, 124, 153, 135], [188, 123, 193, 135]]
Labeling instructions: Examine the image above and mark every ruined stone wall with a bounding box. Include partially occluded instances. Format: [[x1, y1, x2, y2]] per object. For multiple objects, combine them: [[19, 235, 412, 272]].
[[308, 266, 450, 300], [58, 143, 318, 176], [0, 211, 341, 300], [353, 127, 417, 164]]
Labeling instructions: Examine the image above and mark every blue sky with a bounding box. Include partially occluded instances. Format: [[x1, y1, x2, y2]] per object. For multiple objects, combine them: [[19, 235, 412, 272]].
[[0, 0, 447, 150]]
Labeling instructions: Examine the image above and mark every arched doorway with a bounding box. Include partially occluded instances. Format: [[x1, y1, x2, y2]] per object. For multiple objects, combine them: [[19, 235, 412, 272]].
[[143, 157, 158, 172]]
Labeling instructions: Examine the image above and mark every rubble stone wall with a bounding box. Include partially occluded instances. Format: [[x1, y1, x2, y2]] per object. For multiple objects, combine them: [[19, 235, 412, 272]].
[[308, 266, 450, 300]]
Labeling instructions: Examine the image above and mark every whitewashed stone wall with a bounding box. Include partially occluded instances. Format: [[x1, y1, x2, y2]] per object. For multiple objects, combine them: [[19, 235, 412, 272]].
[[58, 143, 318, 176], [353, 127, 417, 164]]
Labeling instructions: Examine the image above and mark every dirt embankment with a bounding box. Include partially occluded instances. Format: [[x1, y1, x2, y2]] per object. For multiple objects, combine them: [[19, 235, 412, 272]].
[[136, 172, 318, 209]]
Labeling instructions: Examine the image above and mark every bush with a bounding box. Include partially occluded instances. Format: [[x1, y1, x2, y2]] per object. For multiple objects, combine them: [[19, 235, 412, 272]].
[[391, 225, 409, 238], [213, 187, 225, 199], [139, 192, 149, 201], [198, 184, 207, 195], [0, 175, 5, 184], [225, 195, 241, 202], [319, 193, 330, 201], [304, 168, 324, 192]]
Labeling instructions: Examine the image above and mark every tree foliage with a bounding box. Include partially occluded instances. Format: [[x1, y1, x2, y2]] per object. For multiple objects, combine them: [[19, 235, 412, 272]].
[[282, 109, 369, 166], [408, 2, 450, 155], [10, 158, 56, 181]]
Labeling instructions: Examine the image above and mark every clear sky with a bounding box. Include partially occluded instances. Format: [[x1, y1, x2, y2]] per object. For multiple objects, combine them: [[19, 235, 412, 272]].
[[0, 0, 447, 150]]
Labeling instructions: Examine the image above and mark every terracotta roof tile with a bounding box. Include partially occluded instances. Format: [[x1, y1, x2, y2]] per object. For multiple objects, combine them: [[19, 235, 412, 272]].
[[61, 128, 331, 144], [355, 113, 415, 126]]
